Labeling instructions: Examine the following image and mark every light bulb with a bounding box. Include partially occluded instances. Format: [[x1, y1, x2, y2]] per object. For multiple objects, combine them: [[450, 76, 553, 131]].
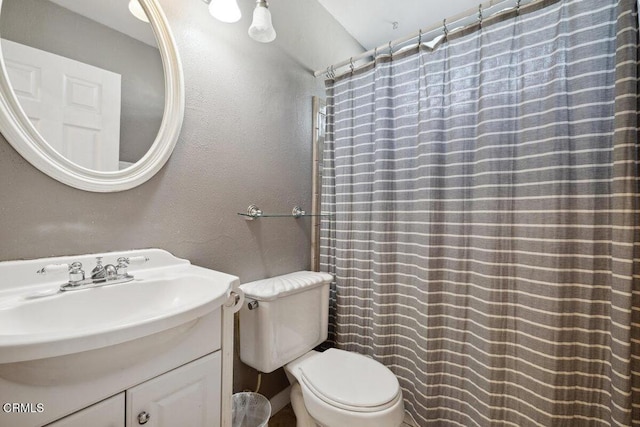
[[128, 0, 150, 23], [209, 0, 242, 23], [248, 1, 276, 43]]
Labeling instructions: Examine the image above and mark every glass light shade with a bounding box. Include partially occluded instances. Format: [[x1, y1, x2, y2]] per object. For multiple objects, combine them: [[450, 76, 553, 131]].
[[208, 0, 242, 23], [128, 0, 150, 23], [248, 5, 276, 43]]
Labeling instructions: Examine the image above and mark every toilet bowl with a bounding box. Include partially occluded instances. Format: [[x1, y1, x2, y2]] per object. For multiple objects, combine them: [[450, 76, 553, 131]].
[[238, 271, 405, 427], [285, 349, 405, 427]]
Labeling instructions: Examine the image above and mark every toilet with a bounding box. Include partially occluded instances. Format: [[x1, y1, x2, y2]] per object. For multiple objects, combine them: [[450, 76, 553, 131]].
[[239, 271, 405, 427]]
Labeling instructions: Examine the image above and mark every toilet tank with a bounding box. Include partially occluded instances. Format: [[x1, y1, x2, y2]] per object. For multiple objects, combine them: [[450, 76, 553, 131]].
[[238, 271, 333, 373]]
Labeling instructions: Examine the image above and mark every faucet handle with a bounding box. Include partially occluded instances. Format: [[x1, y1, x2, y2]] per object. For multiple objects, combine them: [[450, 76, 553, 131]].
[[117, 256, 149, 266], [129, 256, 149, 265], [37, 263, 70, 275], [69, 262, 85, 283], [36, 262, 84, 283], [116, 257, 129, 276], [116, 256, 149, 276]]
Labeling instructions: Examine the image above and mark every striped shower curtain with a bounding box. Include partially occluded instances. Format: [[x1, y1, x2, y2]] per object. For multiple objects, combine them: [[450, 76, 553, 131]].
[[319, 0, 640, 425]]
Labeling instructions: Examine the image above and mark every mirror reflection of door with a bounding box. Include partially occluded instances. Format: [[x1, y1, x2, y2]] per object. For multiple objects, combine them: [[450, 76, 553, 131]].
[[0, 0, 165, 171], [2, 39, 122, 171]]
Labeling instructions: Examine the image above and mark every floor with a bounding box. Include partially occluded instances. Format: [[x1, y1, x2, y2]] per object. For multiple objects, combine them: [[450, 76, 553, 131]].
[[268, 404, 296, 426], [268, 404, 417, 426]]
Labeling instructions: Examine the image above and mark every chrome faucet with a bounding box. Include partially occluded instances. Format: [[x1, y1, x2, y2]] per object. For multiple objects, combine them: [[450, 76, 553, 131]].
[[91, 257, 106, 280], [37, 255, 149, 292], [91, 257, 120, 281], [105, 264, 118, 280]]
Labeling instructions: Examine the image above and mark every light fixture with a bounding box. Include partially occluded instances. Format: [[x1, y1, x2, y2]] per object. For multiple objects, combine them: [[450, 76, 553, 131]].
[[248, 0, 276, 43], [128, 0, 150, 23], [208, 0, 242, 23]]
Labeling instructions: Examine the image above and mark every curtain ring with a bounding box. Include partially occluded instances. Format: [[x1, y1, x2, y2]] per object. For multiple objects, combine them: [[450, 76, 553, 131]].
[[478, 4, 483, 28], [329, 65, 335, 79], [349, 57, 354, 74], [388, 41, 393, 59], [418, 29, 422, 47], [443, 19, 449, 40], [516, 0, 521, 15]]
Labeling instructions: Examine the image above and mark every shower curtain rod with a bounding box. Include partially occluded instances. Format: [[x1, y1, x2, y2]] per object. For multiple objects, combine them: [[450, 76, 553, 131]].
[[313, 0, 540, 78]]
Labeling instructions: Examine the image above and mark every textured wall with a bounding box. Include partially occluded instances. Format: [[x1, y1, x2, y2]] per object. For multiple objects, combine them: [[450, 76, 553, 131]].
[[0, 0, 165, 164], [0, 0, 362, 398]]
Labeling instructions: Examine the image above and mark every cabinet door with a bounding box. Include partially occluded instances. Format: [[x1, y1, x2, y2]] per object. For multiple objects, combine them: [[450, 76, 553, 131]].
[[46, 394, 124, 427], [126, 352, 221, 427]]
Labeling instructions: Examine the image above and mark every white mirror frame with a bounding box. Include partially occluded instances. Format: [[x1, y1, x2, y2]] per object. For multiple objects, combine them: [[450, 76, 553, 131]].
[[0, 0, 184, 192]]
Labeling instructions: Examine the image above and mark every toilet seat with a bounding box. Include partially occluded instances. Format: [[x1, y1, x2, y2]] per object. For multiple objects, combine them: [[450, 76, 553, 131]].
[[298, 348, 401, 412]]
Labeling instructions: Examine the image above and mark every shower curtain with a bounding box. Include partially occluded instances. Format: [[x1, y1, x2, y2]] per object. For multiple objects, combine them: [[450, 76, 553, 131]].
[[319, 0, 640, 425]]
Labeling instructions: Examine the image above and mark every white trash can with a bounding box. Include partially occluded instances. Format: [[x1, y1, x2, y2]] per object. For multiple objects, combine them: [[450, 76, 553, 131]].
[[232, 392, 272, 427]]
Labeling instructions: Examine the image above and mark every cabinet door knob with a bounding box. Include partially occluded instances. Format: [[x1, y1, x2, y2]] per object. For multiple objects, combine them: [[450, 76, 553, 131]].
[[137, 411, 151, 424]]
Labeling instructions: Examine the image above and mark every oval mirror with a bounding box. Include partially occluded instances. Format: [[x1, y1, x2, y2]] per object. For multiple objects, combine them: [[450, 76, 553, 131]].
[[0, 0, 183, 192]]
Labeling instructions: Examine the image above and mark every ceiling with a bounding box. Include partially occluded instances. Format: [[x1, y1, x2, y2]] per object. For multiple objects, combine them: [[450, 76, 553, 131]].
[[46, 0, 493, 53], [317, 0, 490, 51]]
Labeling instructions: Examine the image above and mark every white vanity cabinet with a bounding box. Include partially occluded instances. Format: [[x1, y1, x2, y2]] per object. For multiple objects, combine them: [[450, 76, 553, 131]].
[[126, 352, 221, 427], [45, 352, 222, 427], [46, 394, 125, 427]]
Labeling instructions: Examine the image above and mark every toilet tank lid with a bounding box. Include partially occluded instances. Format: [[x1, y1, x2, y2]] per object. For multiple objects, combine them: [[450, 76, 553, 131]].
[[240, 271, 333, 301]]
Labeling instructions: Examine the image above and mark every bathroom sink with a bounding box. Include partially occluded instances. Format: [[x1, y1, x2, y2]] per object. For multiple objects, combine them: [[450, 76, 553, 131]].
[[0, 249, 239, 364]]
